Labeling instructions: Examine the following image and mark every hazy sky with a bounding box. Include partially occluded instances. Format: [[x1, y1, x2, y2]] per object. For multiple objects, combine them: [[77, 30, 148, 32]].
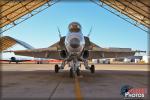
[[2, 1, 148, 59]]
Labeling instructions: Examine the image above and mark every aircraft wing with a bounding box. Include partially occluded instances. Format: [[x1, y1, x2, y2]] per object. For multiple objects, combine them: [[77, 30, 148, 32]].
[[4, 37, 66, 59], [89, 43, 135, 59], [13, 47, 61, 59]]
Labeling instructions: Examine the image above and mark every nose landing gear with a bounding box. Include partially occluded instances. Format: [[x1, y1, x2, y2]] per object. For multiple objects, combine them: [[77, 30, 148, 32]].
[[76, 68, 80, 76], [70, 68, 74, 78], [69, 68, 80, 78]]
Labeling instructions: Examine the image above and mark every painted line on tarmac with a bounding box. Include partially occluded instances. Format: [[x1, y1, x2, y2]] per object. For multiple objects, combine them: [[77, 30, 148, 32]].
[[48, 80, 61, 100], [74, 75, 83, 100], [48, 73, 65, 100]]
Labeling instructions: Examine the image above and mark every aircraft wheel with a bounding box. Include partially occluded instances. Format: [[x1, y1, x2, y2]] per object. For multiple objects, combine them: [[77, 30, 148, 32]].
[[55, 64, 59, 73], [70, 68, 74, 78], [90, 65, 95, 73], [76, 68, 80, 76]]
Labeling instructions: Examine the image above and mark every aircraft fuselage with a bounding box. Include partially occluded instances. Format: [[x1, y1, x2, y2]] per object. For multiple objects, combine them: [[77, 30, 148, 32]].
[[65, 22, 85, 57]]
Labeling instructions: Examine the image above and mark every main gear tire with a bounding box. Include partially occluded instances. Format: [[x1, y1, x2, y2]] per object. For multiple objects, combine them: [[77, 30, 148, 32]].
[[55, 64, 59, 73], [90, 65, 95, 73]]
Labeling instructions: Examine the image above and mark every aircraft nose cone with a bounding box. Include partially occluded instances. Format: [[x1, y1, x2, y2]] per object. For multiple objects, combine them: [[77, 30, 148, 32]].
[[70, 38, 80, 48]]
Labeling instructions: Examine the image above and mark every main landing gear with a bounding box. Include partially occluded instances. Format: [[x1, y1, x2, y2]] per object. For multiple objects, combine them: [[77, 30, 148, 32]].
[[54, 61, 66, 73], [55, 64, 60, 73], [90, 65, 95, 73], [83, 60, 95, 74]]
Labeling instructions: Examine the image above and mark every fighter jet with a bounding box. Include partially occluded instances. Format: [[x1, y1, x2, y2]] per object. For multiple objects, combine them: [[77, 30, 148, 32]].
[[8, 22, 137, 77]]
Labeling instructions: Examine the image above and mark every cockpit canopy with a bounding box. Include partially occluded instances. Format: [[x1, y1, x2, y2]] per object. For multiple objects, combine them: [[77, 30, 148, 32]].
[[68, 22, 81, 32]]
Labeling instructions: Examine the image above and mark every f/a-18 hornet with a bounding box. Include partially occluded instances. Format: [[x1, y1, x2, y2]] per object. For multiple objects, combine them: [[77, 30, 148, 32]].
[[11, 22, 137, 77]]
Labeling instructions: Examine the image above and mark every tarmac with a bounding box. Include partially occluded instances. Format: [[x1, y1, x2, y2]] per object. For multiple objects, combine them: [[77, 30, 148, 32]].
[[1, 63, 150, 100]]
